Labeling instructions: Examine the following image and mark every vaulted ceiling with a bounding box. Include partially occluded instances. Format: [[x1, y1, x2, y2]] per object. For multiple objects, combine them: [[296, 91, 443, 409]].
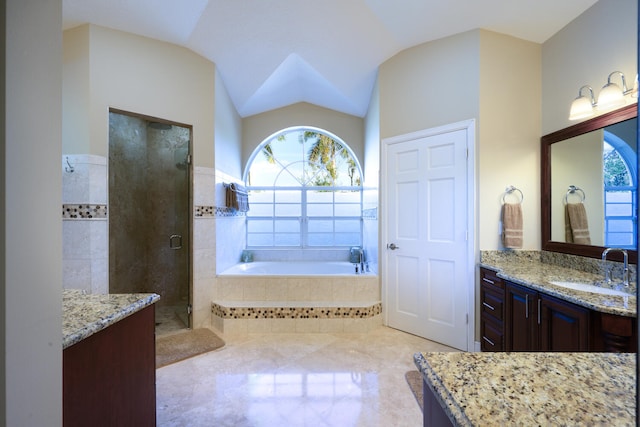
[[63, 0, 598, 118]]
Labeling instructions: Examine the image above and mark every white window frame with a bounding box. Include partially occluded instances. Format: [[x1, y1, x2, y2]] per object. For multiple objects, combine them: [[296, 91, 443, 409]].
[[243, 127, 364, 250], [603, 131, 637, 249]]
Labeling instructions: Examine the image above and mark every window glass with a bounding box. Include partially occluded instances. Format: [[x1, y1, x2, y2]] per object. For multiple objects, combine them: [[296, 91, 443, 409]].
[[245, 127, 363, 249]]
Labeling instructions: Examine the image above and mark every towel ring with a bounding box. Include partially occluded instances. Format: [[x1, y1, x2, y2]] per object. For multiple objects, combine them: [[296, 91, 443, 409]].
[[502, 185, 524, 204], [564, 185, 586, 204]]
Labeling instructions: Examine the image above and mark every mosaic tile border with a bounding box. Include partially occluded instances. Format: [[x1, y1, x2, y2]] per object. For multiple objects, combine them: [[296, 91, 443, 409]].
[[202, 206, 246, 218], [62, 204, 108, 219], [195, 206, 215, 217], [363, 207, 378, 220], [212, 301, 382, 319]]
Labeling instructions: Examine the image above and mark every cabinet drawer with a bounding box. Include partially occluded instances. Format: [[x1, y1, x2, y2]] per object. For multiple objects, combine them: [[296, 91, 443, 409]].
[[480, 268, 504, 289], [481, 285, 504, 323], [481, 316, 504, 351]]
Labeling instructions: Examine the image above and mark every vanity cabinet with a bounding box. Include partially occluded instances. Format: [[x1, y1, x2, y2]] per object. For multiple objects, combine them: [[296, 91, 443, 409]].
[[538, 292, 590, 351], [504, 281, 539, 351], [63, 304, 156, 426], [505, 281, 590, 352], [479, 267, 634, 352], [480, 268, 505, 351]]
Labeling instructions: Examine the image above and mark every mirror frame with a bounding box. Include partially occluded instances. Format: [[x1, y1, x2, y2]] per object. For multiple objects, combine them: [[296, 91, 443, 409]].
[[541, 103, 638, 264]]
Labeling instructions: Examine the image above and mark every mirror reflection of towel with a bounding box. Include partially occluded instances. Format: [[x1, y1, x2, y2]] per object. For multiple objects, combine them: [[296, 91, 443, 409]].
[[565, 202, 590, 244], [502, 203, 523, 249]]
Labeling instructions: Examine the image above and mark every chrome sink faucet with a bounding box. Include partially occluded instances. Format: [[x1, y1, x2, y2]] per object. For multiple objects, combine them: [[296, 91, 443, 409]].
[[601, 248, 629, 287]]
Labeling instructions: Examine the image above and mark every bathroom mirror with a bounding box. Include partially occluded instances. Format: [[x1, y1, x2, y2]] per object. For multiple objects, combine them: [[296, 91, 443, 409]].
[[541, 103, 638, 264]]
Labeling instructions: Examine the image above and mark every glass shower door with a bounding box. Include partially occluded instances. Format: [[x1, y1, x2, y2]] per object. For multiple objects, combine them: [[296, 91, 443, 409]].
[[109, 111, 191, 333]]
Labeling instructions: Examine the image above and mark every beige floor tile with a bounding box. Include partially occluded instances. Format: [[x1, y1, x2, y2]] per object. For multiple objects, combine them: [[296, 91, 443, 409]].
[[156, 326, 459, 426]]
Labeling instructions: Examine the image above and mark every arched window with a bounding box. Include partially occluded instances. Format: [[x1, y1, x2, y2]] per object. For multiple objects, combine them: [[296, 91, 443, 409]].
[[244, 127, 363, 248], [603, 130, 637, 248]]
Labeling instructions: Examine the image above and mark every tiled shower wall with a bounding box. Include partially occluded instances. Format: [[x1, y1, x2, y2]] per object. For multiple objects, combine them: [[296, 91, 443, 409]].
[[62, 154, 108, 294], [214, 170, 246, 274], [193, 166, 217, 328], [62, 158, 217, 328]]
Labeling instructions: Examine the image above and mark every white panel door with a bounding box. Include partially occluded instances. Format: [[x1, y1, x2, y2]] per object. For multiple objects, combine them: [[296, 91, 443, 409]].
[[384, 125, 471, 350]]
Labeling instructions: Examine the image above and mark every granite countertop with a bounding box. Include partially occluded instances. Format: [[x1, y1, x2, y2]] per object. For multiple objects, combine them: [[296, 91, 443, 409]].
[[414, 351, 635, 426], [480, 253, 636, 317], [63, 289, 160, 349]]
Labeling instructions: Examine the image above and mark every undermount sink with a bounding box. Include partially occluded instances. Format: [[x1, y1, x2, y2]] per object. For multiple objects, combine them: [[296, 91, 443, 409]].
[[549, 281, 631, 297]]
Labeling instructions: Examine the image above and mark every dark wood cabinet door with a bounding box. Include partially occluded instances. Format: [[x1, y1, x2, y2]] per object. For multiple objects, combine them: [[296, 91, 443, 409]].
[[505, 282, 537, 351], [538, 293, 590, 351], [63, 305, 156, 427]]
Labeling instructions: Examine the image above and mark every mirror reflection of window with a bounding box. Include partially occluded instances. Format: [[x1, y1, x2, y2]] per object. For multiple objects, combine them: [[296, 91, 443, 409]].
[[603, 131, 637, 249]]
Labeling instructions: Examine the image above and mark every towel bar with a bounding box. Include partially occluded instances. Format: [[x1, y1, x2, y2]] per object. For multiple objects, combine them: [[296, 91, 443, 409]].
[[502, 185, 523, 204], [564, 185, 586, 204]]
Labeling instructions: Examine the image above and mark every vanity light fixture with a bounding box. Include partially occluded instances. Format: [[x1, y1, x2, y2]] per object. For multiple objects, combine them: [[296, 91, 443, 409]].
[[568, 85, 596, 121], [597, 71, 634, 110], [569, 72, 639, 120]]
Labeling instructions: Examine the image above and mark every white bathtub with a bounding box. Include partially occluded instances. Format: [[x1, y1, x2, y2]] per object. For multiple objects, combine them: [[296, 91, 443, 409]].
[[219, 261, 370, 276]]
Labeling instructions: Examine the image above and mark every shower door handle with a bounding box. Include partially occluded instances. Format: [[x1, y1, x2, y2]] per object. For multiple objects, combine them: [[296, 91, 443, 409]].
[[169, 234, 183, 250]]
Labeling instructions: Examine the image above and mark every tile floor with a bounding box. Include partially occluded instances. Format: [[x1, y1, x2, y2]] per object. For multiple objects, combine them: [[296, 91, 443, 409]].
[[156, 326, 458, 426], [155, 305, 189, 336]]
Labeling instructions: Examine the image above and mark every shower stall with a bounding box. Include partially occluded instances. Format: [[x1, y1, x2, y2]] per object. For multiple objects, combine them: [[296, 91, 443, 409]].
[[108, 110, 192, 332]]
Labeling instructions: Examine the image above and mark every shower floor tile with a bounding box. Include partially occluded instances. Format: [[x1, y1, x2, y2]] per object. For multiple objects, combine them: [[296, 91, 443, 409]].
[[156, 326, 458, 426], [155, 305, 189, 336]]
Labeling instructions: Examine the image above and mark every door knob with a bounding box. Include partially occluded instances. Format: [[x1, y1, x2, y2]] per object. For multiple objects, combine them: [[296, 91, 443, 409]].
[[387, 243, 400, 250]]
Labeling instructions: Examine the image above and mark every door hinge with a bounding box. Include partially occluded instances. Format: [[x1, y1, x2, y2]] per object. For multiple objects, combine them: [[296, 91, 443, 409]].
[[187, 154, 192, 164], [466, 313, 469, 324], [187, 304, 193, 315]]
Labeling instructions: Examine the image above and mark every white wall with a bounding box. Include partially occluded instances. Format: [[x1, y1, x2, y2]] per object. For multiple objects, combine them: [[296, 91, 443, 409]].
[[214, 71, 243, 179], [542, 0, 637, 134], [5, 0, 63, 424], [363, 78, 381, 272], [363, 80, 380, 188]]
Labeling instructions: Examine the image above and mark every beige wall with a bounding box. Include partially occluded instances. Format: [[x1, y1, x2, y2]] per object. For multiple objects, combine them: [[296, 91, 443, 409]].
[[551, 131, 604, 245], [378, 30, 480, 140], [379, 30, 541, 252], [64, 24, 216, 168], [63, 24, 218, 328], [63, 25, 90, 156], [478, 31, 541, 251], [242, 102, 365, 175], [5, 0, 63, 424], [542, 0, 637, 134]]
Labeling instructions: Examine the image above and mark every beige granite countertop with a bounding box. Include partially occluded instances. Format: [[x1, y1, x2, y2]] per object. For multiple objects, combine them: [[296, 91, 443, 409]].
[[63, 289, 160, 349], [480, 252, 636, 317], [414, 351, 636, 426]]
